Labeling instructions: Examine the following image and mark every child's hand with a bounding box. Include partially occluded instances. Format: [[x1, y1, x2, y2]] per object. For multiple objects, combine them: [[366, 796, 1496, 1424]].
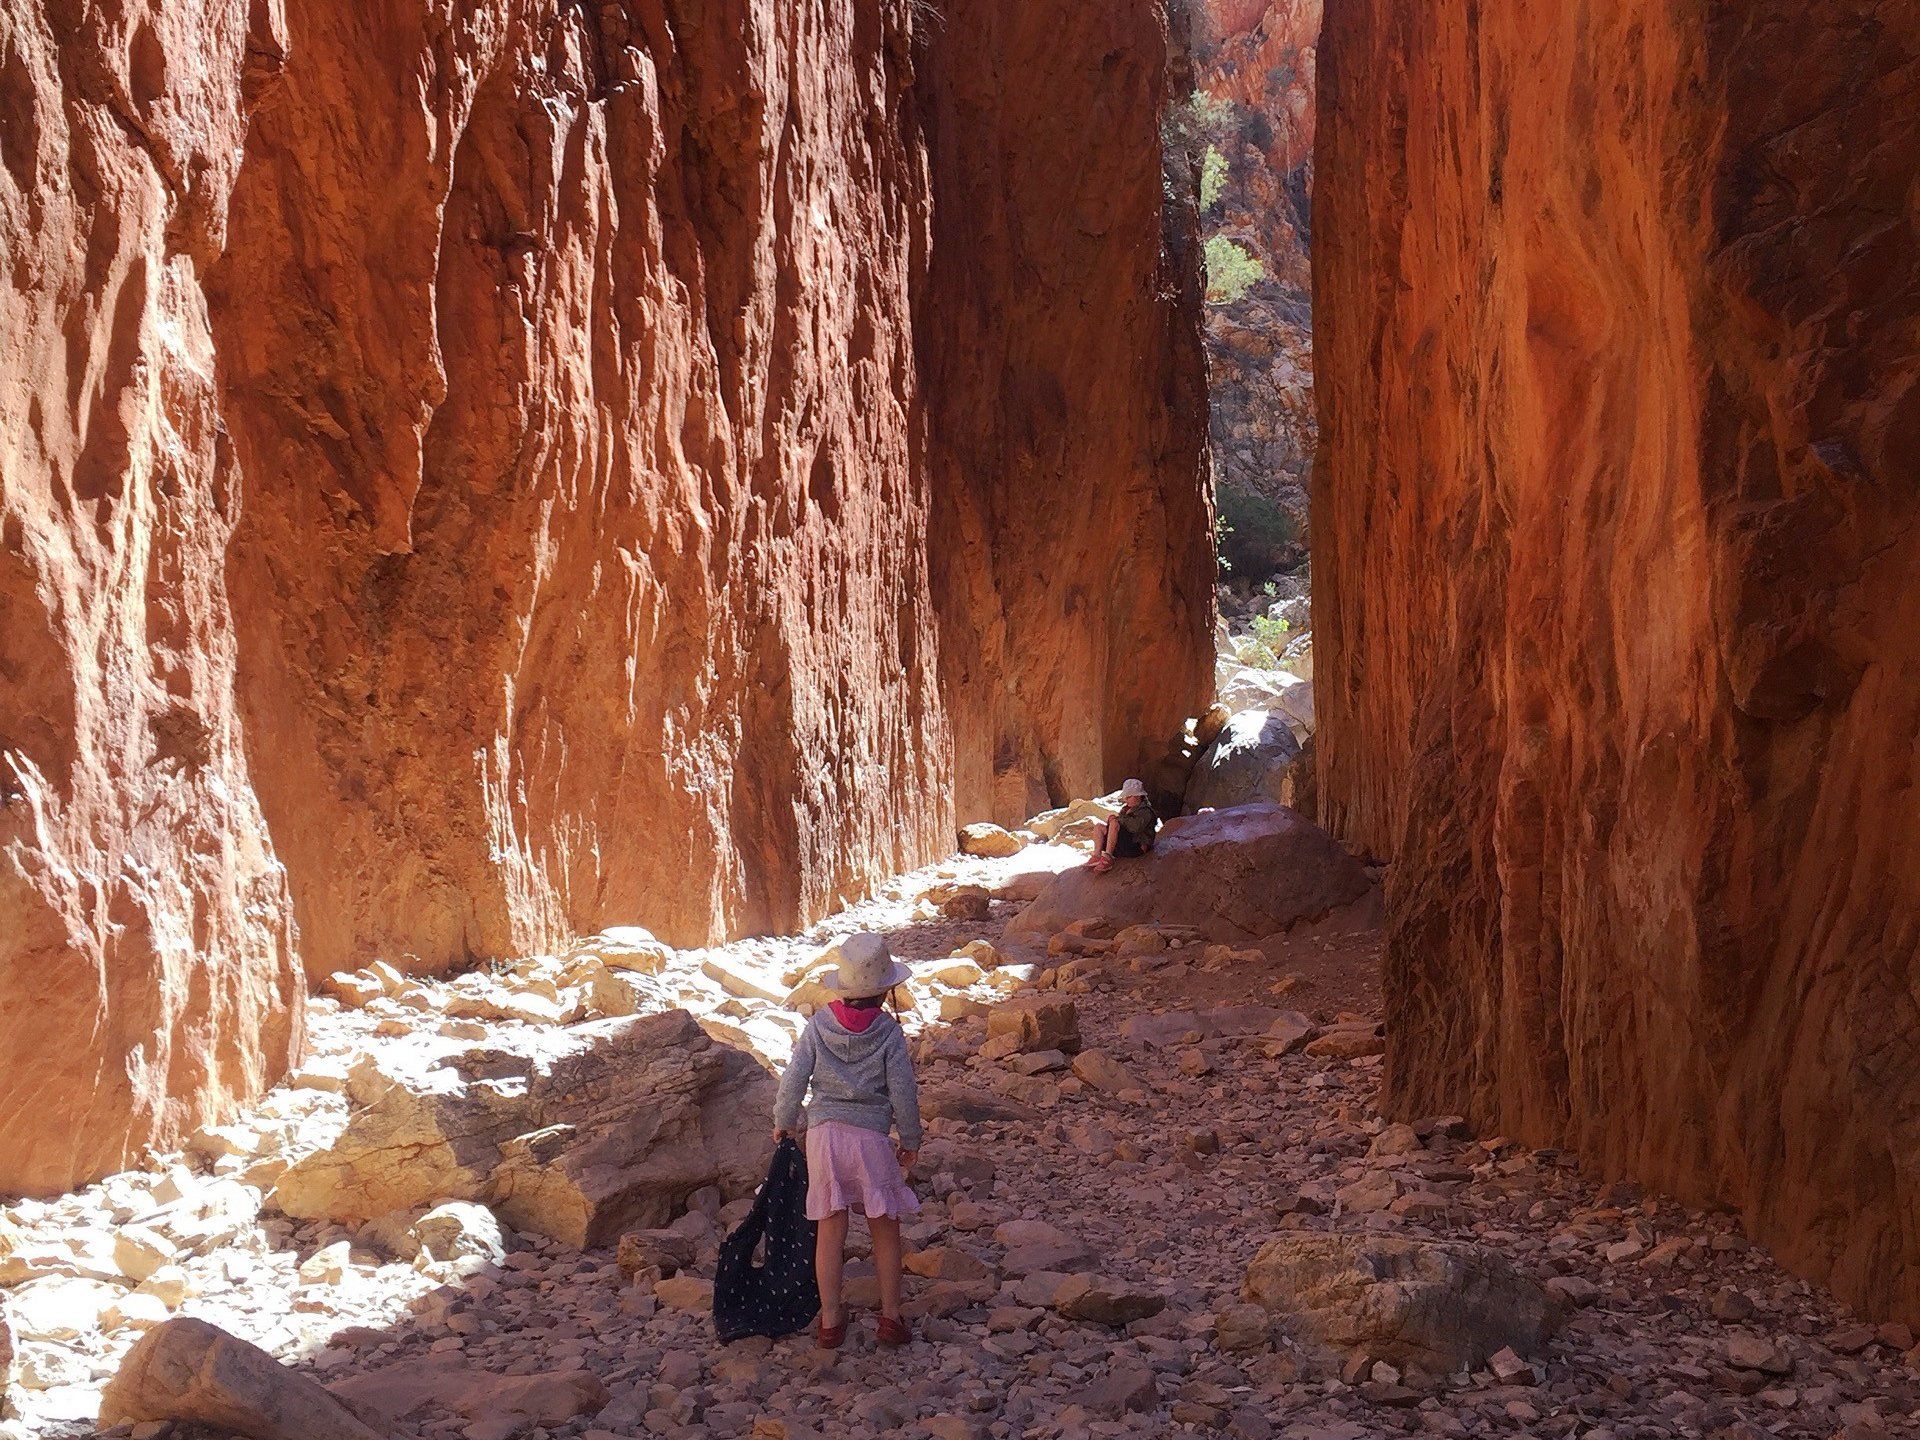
[[897, 1147, 918, 1174], [773, 1127, 791, 1142]]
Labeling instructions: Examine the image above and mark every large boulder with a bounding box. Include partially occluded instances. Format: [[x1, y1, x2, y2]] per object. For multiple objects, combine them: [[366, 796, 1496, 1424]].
[[1185, 711, 1303, 813], [272, 1010, 772, 1248], [1007, 804, 1371, 945], [1243, 1233, 1559, 1377], [1216, 660, 1313, 719], [100, 1318, 386, 1440]]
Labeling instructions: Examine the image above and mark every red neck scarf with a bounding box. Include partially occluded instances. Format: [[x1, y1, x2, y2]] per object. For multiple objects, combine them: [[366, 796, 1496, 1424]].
[[829, 999, 884, 1033]]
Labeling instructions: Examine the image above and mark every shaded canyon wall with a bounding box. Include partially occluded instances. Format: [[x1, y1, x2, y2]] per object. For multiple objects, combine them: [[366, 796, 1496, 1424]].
[[918, 0, 1215, 826], [0, 0, 1210, 1194], [1314, 2, 1920, 1318]]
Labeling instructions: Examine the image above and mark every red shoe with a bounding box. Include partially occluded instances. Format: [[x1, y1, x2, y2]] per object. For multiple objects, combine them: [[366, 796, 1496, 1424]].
[[816, 1315, 847, 1350], [876, 1314, 911, 1347]]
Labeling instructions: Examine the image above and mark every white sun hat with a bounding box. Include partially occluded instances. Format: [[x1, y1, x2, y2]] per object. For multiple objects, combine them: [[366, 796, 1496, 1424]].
[[822, 932, 912, 996], [1121, 778, 1148, 798]]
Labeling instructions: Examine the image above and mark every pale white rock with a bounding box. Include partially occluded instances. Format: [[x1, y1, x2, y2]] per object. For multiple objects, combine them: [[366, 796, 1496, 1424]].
[[112, 1225, 177, 1284], [103, 1293, 173, 1333], [299, 1241, 352, 1284], [411, 1203, 506, 1269], [958, 823, 1026, 859], [569, 927, 674, 975]]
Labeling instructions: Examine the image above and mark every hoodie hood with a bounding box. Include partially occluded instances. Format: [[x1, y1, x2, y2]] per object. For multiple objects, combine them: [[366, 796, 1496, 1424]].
[[814, 1006, 898, 1063]]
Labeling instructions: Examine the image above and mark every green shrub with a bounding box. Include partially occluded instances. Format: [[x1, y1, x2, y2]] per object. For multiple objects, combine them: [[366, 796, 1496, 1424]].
[[1216, 484, 1299, 582], [1200, 145, 1229, 210], [1251, 613, 1291, 647], [1204, 236, 1264, 304]]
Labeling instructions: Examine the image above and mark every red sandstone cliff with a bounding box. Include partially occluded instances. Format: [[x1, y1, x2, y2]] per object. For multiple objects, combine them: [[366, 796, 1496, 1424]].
[[1315, 2, 1920, 1319], [917, 0, 1215, 827], [0, 0, 1208, 1193], [0, 0, 305, 1195]]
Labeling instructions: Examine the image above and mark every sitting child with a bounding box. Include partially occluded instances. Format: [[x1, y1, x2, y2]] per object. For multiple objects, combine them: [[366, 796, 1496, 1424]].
[[1090, 778, 1157, 873]]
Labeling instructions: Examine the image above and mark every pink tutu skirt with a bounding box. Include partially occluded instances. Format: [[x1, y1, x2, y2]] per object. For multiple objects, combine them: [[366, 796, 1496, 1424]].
[[805, 1121, 921, 1220]]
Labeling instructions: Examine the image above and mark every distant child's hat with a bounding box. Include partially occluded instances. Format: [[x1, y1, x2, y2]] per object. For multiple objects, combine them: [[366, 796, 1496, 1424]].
[[823, 933, 912, 996], [1121, 778, 1148, 799]]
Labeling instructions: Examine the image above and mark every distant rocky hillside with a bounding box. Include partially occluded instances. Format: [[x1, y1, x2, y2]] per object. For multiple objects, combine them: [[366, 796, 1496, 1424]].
[[1177, 0, 1320, 580]]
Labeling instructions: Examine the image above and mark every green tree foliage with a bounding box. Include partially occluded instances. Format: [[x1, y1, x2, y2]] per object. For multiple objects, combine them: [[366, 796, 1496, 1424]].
[[1216, 483, 1299, 582], [1200, 145, 1229, 210], [1204, 236, 1264, 305]]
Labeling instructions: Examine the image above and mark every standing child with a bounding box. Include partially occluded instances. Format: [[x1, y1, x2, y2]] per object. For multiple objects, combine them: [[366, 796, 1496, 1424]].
[[772, 932, 922, 1349]]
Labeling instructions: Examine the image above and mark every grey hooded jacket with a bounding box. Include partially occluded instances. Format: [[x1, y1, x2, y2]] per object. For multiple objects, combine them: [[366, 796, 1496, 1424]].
[[773, 1008, 922, 1149]]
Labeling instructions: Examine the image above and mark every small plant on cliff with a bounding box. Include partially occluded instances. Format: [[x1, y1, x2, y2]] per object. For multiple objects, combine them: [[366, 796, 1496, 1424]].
[[1252, 612, 1291, 645], [1204, 236, 1265, 305], [1200, 146, 1230, 211]]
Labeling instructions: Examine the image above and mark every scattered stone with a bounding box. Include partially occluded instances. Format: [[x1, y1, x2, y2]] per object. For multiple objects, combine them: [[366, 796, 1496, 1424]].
[[615, 1229, 696, 1279], [1303, 1021, 1385, 1060], [652, 1275, 714, 1312], [1214, 1303, 1274, 1353], [1050, 1274, 1167, 1326], [983, 995, 1081, 1054], [298, 1240, 351, 1284], [411, 1201, 506, 1268], [1069, 1049, 1142, 1095], [1084, 1362, 1159, 1416], [1008, 804, 1371, 944], [1723, 1333, 1793, 1375]]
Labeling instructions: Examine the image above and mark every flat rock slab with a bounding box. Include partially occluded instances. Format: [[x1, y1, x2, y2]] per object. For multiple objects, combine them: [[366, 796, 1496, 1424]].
[[1244, 1232, 1559, 1378], [1007, 803, 1371, 944]]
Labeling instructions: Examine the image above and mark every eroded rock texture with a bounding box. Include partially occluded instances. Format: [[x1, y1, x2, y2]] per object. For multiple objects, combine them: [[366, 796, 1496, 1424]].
[[918, 0, 1215, 826], [0, 0, 304, 1195], [1314, 2, 1920, 1319], [0, 0, 1208, 1193]]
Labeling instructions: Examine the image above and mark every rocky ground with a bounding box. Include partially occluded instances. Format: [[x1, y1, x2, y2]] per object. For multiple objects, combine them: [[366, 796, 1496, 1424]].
[[5, 824, 1919, 1440]]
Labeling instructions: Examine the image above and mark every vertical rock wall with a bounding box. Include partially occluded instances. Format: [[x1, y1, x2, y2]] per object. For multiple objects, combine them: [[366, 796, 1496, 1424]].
[[0, 0, 304, 1195], [208, 0, 952, 971], [1314, 1, 1920, 1318], [917, 0, 1215, 826], [0, 0, 1208, 1193]]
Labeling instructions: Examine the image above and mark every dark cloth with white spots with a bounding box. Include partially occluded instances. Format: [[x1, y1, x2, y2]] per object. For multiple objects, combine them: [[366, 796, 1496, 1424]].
[[713, 1136, 819, 1342]]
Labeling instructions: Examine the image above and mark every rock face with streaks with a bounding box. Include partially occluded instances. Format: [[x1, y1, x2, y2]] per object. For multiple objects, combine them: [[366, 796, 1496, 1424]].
[[0, 0, 306, 1197], [1314, 0, 1920, 1320], [0, 0, 1208, 1193], [918, 0, 1216, 826]]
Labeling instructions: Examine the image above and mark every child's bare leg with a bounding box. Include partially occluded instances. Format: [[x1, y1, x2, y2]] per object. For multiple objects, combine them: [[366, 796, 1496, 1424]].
[[869, 1214, 904, 1320], [1095, 817, 1118, 860], [816, 1210, 850, 1325]]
